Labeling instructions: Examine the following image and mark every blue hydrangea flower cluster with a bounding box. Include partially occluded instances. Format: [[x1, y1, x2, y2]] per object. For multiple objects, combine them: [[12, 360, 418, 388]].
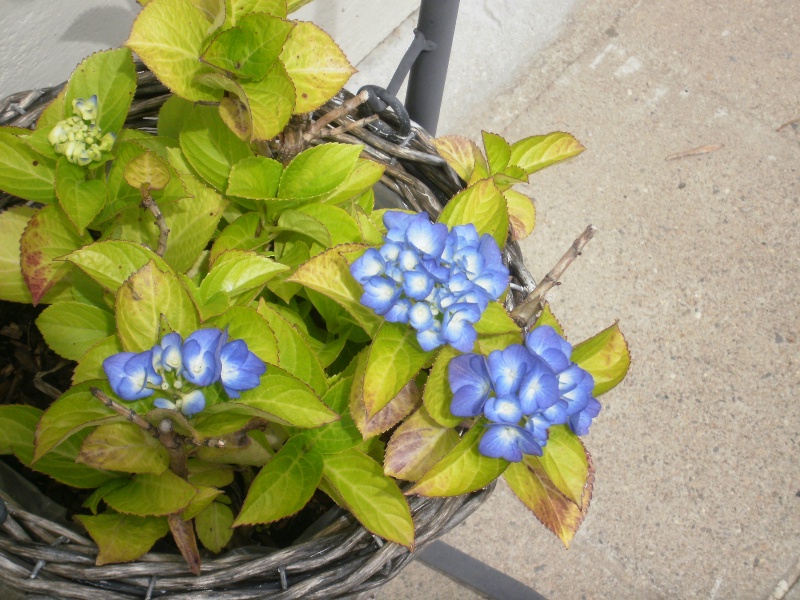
[[448, 325, 600, 462], [350, 211, 509, 352], [102, 328, 266, 417]]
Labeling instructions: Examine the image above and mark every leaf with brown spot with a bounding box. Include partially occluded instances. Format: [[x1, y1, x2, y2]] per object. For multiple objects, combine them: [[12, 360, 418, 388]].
[[571, 322, 630, 396], [169, 513, 202, 575], [384, 406, 459, 481], [20, 205, 91, 304], [504, 188, 536, 241], [503, 451, 594, 548], [351, 378, 421, 440]]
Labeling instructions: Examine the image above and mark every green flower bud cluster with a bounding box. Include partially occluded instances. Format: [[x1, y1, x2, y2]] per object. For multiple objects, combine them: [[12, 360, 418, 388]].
[[48, 95, 116, 166]]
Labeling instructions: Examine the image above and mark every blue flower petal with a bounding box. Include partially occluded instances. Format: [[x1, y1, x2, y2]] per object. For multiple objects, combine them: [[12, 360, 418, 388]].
[[158, 332, 183, 373], [416, 322, 445, 351], [361, 276, 399, 315], [220, 339, 267, 397], [350, 248, 385, 284], [405, 213, 448, 258], [569, 397, 601, 435], [383, 210, 414, 238], [561, 368, 595, 416], [486, 345, 534, 396], [104, 351, 159, 401], [180, 390, 206, 417], [402, 269, 434, 301], [448, 354, 492, 417], [384, 298, 412, 323], [408, 301, 435, 331], [484, 395, 523, 424], [525, 326, 573, 373], [153, 398, 176, 410], [478, 424, 542, 462], [182, 328, 225, 386], [518, 355, 559, 413]]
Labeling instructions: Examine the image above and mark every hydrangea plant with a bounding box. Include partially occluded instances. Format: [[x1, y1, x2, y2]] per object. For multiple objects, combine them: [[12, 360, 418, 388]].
[[0, 0, 629, 574]]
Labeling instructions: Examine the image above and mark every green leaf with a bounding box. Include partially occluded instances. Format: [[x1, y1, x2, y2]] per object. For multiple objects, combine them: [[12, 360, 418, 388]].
[[63, 48, 136, 134], [504, 188, 536, 241], [201, 14, 294, 79], [66, 240, 172, 293], [233, 365, 338, 428], [296, 203, 361, 245], [538, 425, 592, 507], [73, 336, 124, 384], [36, 89, 67, 131], [224, 0, 287, 26], [320, 447, 414, 547], [30, 428, 121, 489], [83, 479, 130, 515], [157, 95, 194, 140], [287, 244, 382, 337], [533, 303, 564, 337], [210, 212, 272, 265], [571, 322, 630, 396], [384, 406, 460, 482], [281, 21, 356, 113], [0, 129, 56, 203], [239, 60, 296, 141], [257, 299, 328, 395], [422, 346, 463, 428], [438, 178, 509, 247], [33, 381, 127, 461], [361, 321, 433, 418], [508, 132, 585, 175], [35, 301, 114, 360], [116, 260, 200, 352], [127, 0, 222, 102], [298, 376, 361, 454], [0, 205, 37, 302], [209, 306, 279, 365], [20, 205, 91, 304], [182, 485, 224, 521], [431, 135, 487, 184], [276, 209, 331, 248], [77, 422, 169, 474], [503, 455, 591, 548], [234, 435, 323, 525], [180, 104, 253, 192], [199, 250, 288, 307], [0, 405, 41, 455], [196, 501, 235, 552], [104, 470, 198, 516], [475, 331, 522, 355], [406, 424, 508, 497], [482, 131, 511, 174], [55, 158, 106, 233], [227, 155, 283, 199], [320, 158, 385, 205], [195, 429, 273, 466], [76, 513, 169, 565], [278, 143, 363, 200], [123, 150, 172, 191], [188, 460, 235, 488], [473, 301, 520, 336]]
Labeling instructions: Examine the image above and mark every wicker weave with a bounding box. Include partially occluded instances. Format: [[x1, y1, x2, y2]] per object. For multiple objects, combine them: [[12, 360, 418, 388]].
[[0, 64, 534, 599]]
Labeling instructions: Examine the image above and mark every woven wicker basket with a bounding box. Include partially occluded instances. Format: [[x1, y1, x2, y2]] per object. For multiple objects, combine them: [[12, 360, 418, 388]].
[[0, 64, 536, 599]]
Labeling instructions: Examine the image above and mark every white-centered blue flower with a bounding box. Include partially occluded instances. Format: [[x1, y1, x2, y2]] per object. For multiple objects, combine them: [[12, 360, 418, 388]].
[[449, 354, 493, 417], [182, 328, 226, 387], [219, 339, 267, 398], [103, 350, 162, 401], [478, 424, 542, 462]]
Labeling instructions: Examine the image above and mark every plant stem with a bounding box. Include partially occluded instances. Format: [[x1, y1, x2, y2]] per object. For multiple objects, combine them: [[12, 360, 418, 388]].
[[510, 225, 598, 329], [157, 418, 188, 478], [90, 387, 160, 437], [141, 184, 169, 257]]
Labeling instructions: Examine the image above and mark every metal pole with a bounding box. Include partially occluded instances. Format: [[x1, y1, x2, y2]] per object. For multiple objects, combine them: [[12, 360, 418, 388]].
[[404, 0, 460, 136]]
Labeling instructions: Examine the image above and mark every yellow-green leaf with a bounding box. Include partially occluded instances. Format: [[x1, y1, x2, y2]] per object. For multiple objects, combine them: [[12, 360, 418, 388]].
[[103, 470, 198, 516], [571, 322, 630, 396], [127, 0, 222, 102], [280, 21, 355, 114], [508, 132, 585, 175], [77, 422, 169, 474], [76, 513, 169, 565], [504, 188, 536, 241], [384, 406, 459, 482], [438, 178, 509, 247]]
